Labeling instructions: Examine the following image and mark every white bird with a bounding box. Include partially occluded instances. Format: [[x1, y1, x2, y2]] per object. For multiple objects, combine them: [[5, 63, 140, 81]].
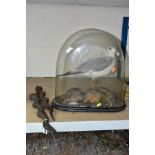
[[58, 46, 117, 90]]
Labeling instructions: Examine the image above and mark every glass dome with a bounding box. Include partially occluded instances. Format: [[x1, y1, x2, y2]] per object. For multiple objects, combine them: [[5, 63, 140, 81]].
[[52, 28, 126, 112]]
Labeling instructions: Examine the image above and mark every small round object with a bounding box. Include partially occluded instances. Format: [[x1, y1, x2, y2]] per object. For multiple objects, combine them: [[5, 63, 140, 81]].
[[96, 102, 102, 107]]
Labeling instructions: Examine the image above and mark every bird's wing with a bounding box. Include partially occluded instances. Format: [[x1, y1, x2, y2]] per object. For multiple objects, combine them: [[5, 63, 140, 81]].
[[57, 70, 86, 77], [57, 56, 115, 77], [76, 57, 114, 72]]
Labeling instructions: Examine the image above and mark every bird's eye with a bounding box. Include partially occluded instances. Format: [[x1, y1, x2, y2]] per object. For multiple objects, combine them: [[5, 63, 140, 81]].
[[108, 47, 116, 54], [108, 47, 115, 51]]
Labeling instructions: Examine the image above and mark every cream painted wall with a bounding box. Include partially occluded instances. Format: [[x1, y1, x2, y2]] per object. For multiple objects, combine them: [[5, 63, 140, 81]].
[[27, 3, 129, 77]]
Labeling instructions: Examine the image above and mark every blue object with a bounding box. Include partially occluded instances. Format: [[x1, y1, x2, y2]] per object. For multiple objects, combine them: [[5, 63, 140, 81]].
[[121, 17, 129, 58]]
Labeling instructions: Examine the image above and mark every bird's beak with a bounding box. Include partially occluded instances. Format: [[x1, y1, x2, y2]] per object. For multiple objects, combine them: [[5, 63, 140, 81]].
[[112, 67, 117, 73]]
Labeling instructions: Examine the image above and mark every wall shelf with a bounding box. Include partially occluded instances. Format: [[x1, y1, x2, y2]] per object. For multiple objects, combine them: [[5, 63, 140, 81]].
[[26, 78, 129, 133]]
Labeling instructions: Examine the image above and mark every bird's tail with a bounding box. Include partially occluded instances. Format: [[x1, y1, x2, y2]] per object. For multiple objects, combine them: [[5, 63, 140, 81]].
[[57, 71, 84, 77]]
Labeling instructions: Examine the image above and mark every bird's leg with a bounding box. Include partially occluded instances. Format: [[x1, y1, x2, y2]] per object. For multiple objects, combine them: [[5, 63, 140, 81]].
[[92, 79, 96, 91]]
